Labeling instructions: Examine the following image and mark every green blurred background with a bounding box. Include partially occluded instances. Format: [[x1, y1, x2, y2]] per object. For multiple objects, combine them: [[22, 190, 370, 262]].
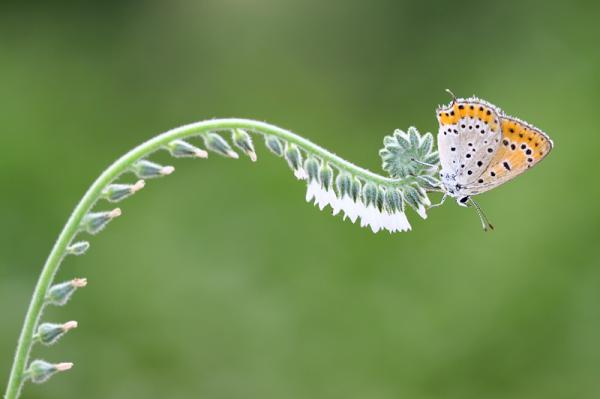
[[1, 1, 599, 398]]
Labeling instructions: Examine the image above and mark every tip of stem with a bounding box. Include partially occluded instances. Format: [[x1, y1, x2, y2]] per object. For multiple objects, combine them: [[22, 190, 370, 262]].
[[72, 278, 87, 288], [62, 321, 78, 331], [131, 180, 146, 193], [160, 166, 175, 175], [55, 362, 73, 372], [248, 151, 257, 162], [109, 208, 122, 218], [227, 150, 239, 159], [194, 149, 209, 158]]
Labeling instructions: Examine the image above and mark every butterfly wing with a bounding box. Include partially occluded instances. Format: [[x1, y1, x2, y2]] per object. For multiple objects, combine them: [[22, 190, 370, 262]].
[[436, 98, 503, 185], [459, 115, 553, 195]]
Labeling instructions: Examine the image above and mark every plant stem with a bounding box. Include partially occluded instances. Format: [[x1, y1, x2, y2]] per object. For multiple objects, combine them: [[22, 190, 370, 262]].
[[4, 118, 404, 399]]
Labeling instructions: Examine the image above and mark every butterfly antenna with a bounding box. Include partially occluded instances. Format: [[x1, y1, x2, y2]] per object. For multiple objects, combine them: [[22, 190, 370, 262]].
[[468, 198, 494, 232], [445, 89, 457, 104]]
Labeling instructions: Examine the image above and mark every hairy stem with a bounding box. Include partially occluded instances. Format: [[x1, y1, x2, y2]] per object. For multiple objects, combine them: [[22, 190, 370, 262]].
[[4, 118, 406, 399]]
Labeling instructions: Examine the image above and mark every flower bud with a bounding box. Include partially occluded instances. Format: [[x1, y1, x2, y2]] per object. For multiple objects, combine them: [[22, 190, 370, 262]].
[[319, 163, 334, 190], [131, 160, 175, 179], [204, 133, 238, 158], [304, 157, 320, 183], [350, 178, 362, 202], [403, 186, 427, 219], [384, 187, 402, 213], [362, 182, 378, 207], [376, 186, 386, 211], [35, 321, 78, 346], [415, 185, 431, 207], [284, 143, 306, 179], [335, 173, 352, 198], [66, 241, 90, 256], [232, 129, 257, 161], [26, 360, 73, 384], [80, 208, 121, 235], [101, 180, 145, 203], [264, 135, 283, 157], [166, 139, 208, 158], [46, 278, 87, 306]]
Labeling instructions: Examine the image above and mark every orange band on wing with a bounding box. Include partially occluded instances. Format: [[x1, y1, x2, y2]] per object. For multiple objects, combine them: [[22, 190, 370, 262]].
[[437, 101, 499, 131]]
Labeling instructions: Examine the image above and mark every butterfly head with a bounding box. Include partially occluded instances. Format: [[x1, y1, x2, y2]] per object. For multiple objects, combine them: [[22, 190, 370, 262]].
[[456, 195, 470, 208]]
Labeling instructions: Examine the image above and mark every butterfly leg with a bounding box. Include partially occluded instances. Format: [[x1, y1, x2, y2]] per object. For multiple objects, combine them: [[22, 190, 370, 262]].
[[429, 193, 448, 209], [467, 198, 494, 232]]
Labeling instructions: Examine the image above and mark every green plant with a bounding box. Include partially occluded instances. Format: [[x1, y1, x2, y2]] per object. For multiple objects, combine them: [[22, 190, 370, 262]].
[[3, 119, 439, 399]]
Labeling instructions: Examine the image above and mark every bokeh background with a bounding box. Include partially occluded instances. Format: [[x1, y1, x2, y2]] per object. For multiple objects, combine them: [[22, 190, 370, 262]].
[[1, 1, 599, 398]]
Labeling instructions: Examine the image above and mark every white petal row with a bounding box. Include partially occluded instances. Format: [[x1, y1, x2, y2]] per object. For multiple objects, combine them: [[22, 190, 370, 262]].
[[305, 181, 412, 233]]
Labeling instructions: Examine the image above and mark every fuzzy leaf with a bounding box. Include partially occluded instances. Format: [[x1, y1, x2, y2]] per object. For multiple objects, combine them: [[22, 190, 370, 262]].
[[419, 133, 434, 157], [380, 127, 440, 178]]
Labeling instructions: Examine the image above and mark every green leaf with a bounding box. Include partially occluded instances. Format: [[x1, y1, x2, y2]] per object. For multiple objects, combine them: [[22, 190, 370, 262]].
[[380, 127, 440, 178]]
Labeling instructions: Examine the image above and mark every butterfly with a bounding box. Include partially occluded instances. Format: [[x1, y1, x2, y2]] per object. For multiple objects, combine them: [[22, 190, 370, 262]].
[[430, 90, 553, 230]]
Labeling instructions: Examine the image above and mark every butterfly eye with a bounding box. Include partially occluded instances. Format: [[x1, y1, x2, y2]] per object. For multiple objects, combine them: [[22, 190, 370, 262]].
[[459, 196, 469, 204]]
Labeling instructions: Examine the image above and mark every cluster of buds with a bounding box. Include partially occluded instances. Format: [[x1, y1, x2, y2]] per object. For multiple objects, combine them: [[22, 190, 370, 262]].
[[258, 130, 430, 233], [24, 130, 264, 389], [192, 130, 260, 162], [303, 157, 430, 233], [24, 146, 189, 388], [25, 277, 87, 384], [24, 131, 268, 390]]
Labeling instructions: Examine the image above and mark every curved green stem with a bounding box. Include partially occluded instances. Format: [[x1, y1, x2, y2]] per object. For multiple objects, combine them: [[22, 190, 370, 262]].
[[4, 118, 404, 399]]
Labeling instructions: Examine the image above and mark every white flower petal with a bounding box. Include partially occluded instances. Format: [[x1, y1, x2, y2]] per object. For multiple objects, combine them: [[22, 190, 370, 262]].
[[385, 211, 398, 233], [327, 189, 342, 214], [294, 168, 308, 180], [341, 196, 360, 223], [305, 181, 319, 202], [416, 204, 428, 219], [367, 205, 382, 233], [400, 211, 411, 231], [418, 188, 431, 206], [316, 188, 329, 210], [331, 200, 342, 215], [359, 203, 370, 227], [381, 212, 391, 233]]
